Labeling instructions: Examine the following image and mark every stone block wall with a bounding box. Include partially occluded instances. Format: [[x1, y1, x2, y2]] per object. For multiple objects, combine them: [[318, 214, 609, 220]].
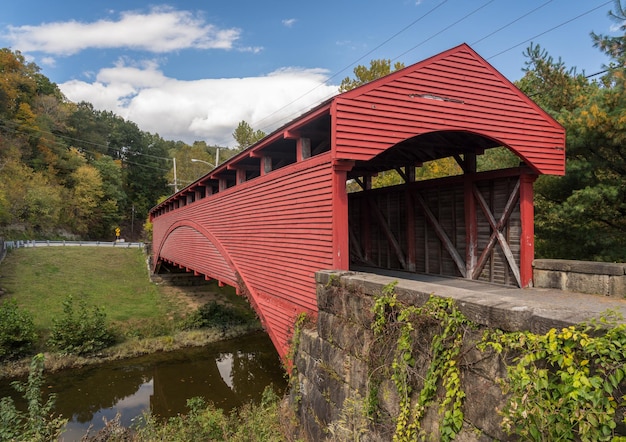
[[533, 259, 626, 298], [291, 270, 626, 441]]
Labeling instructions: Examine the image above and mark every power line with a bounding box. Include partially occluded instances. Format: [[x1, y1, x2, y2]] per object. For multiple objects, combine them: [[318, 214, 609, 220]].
[[250, 0, 450, 133], [392, 0, 496, 62], [0, 118, 171, 173], [249, 0, 564, 139], [486, 0, 613, 61], [470, 0, 554, 46]]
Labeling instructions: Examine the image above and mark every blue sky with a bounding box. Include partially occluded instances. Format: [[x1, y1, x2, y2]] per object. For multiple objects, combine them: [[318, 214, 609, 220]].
[[1, 0, 619, 146]]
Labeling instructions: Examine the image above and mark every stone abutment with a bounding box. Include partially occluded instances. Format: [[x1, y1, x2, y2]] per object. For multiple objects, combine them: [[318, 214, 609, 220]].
[[291, 270, 626, 441]]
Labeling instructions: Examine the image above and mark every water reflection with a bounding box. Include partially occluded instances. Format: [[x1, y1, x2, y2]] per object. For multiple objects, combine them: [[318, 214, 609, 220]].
[[0, 332, 286, 441]]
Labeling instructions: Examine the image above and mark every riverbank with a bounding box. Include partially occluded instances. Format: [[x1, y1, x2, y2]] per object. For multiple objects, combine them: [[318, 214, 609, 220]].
[[0, 323, 264, 380], [0, 247, 266, 379]]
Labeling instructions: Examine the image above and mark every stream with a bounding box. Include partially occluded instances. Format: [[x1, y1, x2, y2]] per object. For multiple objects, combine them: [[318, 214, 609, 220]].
[[0, 331, 287, 441]]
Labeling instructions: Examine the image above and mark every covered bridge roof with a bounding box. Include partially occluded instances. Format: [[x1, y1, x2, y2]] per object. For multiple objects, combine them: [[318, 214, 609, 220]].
[[153, 43, 565, 211]]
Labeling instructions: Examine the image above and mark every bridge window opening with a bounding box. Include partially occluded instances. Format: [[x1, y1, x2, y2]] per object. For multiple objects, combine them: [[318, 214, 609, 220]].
[[196, 186, 206, 200], [301, 114, 331, 158], [225, 176, 237, 189], [263, 139, 298, 172], [246, 169, 260, 181]]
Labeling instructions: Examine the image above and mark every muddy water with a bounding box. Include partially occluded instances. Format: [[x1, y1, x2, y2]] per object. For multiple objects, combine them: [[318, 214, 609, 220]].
[[0, 332, 287, 441]]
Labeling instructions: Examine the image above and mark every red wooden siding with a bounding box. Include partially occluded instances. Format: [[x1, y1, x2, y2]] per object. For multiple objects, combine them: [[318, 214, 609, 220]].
[[333, 44, 565, 176], [150, 43, 566, 361], [152, 153, 336, 357]]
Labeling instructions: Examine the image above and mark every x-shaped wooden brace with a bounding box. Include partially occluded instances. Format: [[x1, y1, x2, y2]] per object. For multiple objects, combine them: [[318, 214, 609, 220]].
[[471, 179, 521, 286]]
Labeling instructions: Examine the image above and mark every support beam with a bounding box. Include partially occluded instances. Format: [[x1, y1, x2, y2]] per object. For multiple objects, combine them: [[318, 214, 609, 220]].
[[472, 180, 521, 286], [368, 199, 407, 270], [412, 191, 467, 277], [261, 156, 272, 175], [297, 137, 311, 161], [464, 176, 478, 279], [405, 188, 416, 271], [236, 168, 246, 184], [331, 160, 354, 269], [519, 173, 537, 287]]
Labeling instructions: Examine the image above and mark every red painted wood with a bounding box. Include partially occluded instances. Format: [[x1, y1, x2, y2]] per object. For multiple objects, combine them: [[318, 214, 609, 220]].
[[519, 173, 537, 287], [152, 154, 336, 357], [334, 44, 565, 175], [150, 44, 566, 360]]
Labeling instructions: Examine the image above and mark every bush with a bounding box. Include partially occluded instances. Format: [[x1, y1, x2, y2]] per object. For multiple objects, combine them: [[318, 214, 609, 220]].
[[0, 299, 37, 360], [134, 386, 285, 441], [182, 301, 252, 332], [0, 354, 67, 441], [47, 295, 115, 355]]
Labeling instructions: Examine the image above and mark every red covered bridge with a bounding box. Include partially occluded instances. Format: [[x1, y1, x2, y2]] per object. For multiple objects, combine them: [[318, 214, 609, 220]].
[[149, 44, 565, 359]]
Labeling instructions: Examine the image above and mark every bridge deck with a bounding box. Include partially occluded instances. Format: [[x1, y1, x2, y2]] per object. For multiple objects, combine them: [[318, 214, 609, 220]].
[[349, 267, 626, 329]]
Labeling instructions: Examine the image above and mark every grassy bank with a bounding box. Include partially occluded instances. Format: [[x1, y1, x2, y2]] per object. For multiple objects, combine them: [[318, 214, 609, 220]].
[[0, 246, 263, 377], [2, 247, 178, 330]]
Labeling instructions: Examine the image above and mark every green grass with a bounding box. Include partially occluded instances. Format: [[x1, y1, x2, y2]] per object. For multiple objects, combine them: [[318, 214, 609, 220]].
[[0, 247, 172, 331]]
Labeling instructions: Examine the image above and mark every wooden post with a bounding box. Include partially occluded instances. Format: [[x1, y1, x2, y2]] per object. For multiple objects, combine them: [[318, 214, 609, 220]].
[[237, 168, 246, 185], [332, 160, 354, 269], [405, 188, 416, 271], [260, 156, 272, 176], [297, 137, 311, 161], [464, 153, 477, 279], [519, 173, 537, 287]]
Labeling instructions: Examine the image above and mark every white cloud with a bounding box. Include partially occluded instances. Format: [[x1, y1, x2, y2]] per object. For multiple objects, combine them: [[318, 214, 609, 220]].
[[59, 61, 338, 146], [4, 6, 241, 55], [39, 56, 56, 67], [282, 18, 297, 28]]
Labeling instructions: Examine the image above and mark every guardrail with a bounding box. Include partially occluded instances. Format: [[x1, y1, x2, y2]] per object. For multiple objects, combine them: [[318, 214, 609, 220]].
[[4, 240, 145, 249]]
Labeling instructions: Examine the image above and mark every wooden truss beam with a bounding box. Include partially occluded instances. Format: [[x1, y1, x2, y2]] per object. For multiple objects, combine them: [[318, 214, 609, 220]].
[[472, 179, 521, 286], [411, 191, 467, 278]]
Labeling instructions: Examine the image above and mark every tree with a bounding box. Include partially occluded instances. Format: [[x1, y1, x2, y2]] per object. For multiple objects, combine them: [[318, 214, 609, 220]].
[[591, 0, 626, 69], [518, 3, 626, 260], [339, 59, 405, 93], [62, 164, 104, 236], [232, 120, 265, 151], [0, 49, 38, 119]]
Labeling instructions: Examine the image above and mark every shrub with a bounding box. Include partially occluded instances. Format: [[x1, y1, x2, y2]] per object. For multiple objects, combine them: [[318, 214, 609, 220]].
[[0, 299, 37, 360], [182, 301, 252, 332], [0, 354, 67, 441], [47, 295, 115, 355], [134, 386, 285, 441]]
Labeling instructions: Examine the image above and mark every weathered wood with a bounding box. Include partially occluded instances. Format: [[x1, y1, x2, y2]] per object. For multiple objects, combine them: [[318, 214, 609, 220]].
[[412, 190, 467, 277], [472, 179, 521, 286], [368, 198, 407, 270]]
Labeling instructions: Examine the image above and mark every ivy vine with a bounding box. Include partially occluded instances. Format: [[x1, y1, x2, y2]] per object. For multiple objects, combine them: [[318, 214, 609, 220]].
[[370, 282, 626, 441], [286, 312, 309, 406], [371, 282, 471, 442], [482, 314, 626, 441]]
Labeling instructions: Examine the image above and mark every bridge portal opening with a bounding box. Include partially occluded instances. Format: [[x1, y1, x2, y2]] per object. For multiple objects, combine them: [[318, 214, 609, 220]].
[[346, 130, 535, 287]]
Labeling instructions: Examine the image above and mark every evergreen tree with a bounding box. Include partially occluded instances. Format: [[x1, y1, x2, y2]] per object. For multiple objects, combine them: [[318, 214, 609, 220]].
[[518, 1, 626, 260], [232, 120, 265, 151]]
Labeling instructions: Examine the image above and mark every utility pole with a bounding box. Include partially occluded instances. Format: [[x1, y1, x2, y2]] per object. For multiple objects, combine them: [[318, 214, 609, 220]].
[[173, 157, 178, 192]]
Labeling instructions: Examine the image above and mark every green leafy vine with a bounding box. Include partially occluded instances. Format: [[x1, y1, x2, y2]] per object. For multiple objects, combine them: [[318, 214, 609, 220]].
[[285, 312, 309, 405], [371, 283, 470, 441], [482, 313, 626, 441]]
